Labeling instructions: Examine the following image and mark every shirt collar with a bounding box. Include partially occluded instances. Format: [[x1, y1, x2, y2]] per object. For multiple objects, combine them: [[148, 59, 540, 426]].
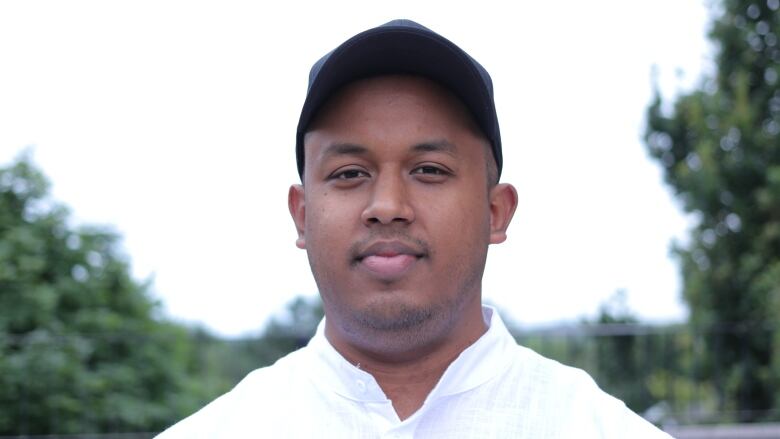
[[427, 306, 515, 400], [304, 306, 516, 403]]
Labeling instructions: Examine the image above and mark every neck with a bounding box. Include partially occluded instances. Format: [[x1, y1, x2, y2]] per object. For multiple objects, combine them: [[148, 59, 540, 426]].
[[326, 304, 488, 420]]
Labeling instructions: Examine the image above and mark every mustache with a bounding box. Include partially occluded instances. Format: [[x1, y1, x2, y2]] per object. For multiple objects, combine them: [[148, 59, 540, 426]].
[[349, 231, 431, 260]]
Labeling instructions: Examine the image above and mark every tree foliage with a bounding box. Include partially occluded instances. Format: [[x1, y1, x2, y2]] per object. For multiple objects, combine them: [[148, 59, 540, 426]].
[[645, 0, 780, 421], [257, 296, 324, 361], [0, 154, 208, 434], [0, 153, 333, 434]]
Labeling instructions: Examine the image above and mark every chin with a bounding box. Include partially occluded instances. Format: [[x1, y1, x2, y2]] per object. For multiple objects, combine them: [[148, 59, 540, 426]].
[[354, 300, 436, 332]]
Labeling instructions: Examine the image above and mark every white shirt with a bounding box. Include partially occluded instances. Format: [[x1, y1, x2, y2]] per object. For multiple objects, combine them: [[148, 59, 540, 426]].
[[157, 307, 671, 438]]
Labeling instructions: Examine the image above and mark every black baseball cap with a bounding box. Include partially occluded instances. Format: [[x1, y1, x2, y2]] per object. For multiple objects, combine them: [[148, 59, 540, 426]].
[[295, 19, 502, 181]]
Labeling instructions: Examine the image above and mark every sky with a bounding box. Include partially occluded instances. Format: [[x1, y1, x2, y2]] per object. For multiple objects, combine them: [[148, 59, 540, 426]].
[[0, 0, 713, 337]]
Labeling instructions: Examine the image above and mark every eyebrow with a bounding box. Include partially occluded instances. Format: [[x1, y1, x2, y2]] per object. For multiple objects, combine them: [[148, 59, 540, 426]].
[[318, 139, 459, 161], [319, 142, 370, 160], [411, 140, 458, 157]]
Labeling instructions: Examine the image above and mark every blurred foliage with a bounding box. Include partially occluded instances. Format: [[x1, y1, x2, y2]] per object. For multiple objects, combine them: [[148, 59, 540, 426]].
[[645, 0, 780, 422], [589, 291, 652, 412], [0, 154, 215, 434], [0, 154, 323, 435], [251, 296, 323, 363]]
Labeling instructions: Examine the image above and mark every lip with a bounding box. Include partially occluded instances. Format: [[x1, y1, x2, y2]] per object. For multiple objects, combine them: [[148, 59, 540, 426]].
[[354, 240, 426, 280]]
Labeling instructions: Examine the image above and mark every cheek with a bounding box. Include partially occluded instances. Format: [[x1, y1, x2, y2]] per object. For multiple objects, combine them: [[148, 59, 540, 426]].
[[422, 188, 491, 234], [305, 190, 362, 246]]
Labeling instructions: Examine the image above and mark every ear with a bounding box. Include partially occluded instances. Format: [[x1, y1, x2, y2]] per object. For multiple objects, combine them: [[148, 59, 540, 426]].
[[288, 184, 306, 249], [488, 183, 518, 244]]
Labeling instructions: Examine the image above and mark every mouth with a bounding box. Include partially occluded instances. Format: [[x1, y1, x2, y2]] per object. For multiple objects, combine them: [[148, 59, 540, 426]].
[[354, 240, 426, 280]]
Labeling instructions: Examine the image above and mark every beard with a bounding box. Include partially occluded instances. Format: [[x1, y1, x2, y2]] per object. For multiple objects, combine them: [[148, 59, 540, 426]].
[[330, 296, 452, 361], [351, 299, 437, 332]]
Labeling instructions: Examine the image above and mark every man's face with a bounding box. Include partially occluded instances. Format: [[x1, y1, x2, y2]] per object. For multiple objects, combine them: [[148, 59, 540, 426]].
[[289, 75, 515, 356]]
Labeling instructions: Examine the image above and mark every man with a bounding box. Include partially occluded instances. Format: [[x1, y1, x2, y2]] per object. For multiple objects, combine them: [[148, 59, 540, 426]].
[[158, 20, 671, 438]]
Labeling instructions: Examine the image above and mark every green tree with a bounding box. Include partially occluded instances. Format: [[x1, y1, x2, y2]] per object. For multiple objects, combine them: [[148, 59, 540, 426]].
[[589, 291, 655, 413], [645, 0, 780, 422], [0, 154, 205, 434], [252, 295, 324, 365]]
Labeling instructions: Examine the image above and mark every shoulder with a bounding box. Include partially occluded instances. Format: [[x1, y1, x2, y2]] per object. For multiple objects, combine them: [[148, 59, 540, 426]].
[[500, 344, 672, 438], [154, 347, 311, 438], [507, 343, 600, 390]]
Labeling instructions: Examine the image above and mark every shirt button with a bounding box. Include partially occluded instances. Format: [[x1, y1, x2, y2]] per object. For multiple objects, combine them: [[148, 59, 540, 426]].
[[356, 380, 366, 392]]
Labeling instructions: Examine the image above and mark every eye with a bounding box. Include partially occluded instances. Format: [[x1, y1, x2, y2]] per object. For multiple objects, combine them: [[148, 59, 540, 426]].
[[330, 168, 370, 180], [411, 165, 450, 176]]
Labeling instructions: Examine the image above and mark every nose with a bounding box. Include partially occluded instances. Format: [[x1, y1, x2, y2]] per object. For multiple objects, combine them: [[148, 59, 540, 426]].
[[361, 171, 415, 226]]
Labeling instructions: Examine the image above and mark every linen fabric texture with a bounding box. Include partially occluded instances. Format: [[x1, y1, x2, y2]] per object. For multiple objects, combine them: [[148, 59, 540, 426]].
[[156, 307, 671, 438]]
